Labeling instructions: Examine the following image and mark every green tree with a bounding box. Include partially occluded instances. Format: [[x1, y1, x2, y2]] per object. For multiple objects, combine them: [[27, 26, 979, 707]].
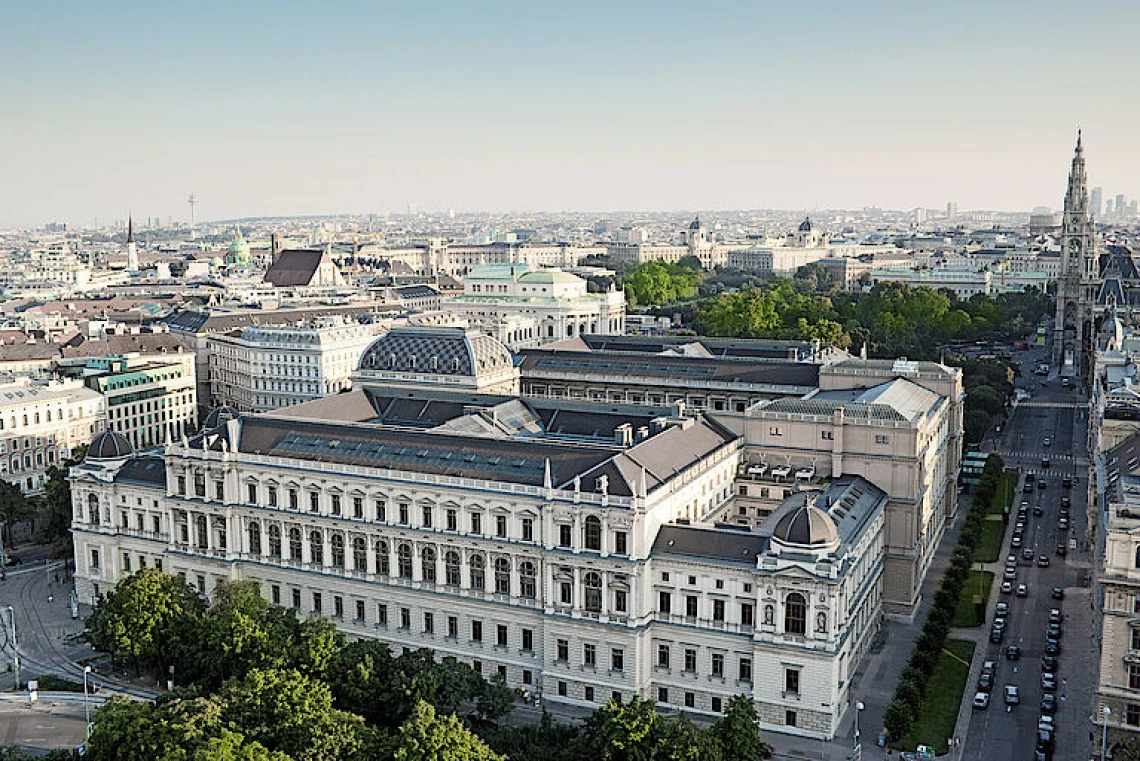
[[714, 695, 771, 761], [586, 697, 663, 761], [86, 568, 205, 674], [0, 479, 30, 551], [882, 698, 914, 742], [475, 672, 516, 723], [392, 701, 504, 761]]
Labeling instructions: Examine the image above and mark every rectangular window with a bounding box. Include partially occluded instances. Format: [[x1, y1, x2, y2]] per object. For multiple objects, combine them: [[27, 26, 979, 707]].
[[560, 582, 572, 605], [659, 591, 672, 614], [614, 589, 627, 613], [471, 513, 481, 534], [399, 607, 410, 629], [472, 660, 482, 675], [422, 506, 432, 528], [1131, 628, 1140, 651], [712, 697, 722, 713], [685, 692, 695, 708], [585, 686, 595, 702], [741, 603, 755, 627], [353, 497, 363, 518], [447, 509, 457, 531], [522, 669, 532, 685], [292, 589, 301, 609], [712, 654, 724, 678], [177, 476, 186, 495], [268, 487, 277, 507], [121, 552, 131, 572], [739, 658, 752, 682], [557, 639, 569, 661], [713, 599, 725, 622], [686, 595, 698, 618], [558, 524, 571, 547], [614, 531, 627, 554], [821, 430, 834, 440], [785, 668, 800, 695], [447, 616, 458, 639], [472, 620, 483, 642], [375, 499, 386, 521], [215, 481, 225, 500], [522, 628, 533, 652], [399, 503, 409, 524], [378, 604, 388, 626], [90, 548, 100, 569], [521, 517, 534, 541], [271, 585, 281, 605], [1129, 704, 1140, 727], [785, 710, 797, 727], [356, 600, 365, 621], [247, 484, 258, 503], [1130, 664, 1140, 690], [875, 435, 889, 445], [309, 492, 319, 512], [288, 489, 298, 509], [657, 687, 668, 705], [584, 643, 596, 668], [424, 612, 434, 634], [684, 649, 697, 672], [497, 624, 508, 647], [657, 644, 670, 669], [611, 648, 624, 672], [496, 515, 507, 538], [769, 427, 783, 436], [312, 593, 322, 614], [558, 681, 567, 697]]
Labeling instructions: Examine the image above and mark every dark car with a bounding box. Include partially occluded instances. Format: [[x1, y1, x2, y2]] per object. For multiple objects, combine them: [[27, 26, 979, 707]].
[[1036, 730, 1054, 752], [1041, 693, 1057, 714], [1024, 483, 1035, 494], [1063, 476, 1073, 488], [1048, 623, 1063, 639], [1052, 587, 1065, 600], [1058, 518, 1069, 530], [1045, 640, 1061, 656], [1038, 555, 1051, 567], [1033, 504, 1044, 516], [978, 672, 994, 692], [1006, 645, 1021, 660], [990, 626, 1005, 644], [1039, 478, 1048, 488], [0, 555, 21, 567], [1056, 543, 1068, 556], [1061, 496, 1071, 508], [1041, 655, 1058, 673]]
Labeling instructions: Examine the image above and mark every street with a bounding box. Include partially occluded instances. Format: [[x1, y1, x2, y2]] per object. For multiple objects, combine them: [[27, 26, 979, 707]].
[[960, 344, 1097, 761]]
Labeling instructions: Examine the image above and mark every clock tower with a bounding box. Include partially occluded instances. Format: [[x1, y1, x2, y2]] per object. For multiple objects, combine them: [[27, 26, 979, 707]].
[[1052, 131, 1098, 371]]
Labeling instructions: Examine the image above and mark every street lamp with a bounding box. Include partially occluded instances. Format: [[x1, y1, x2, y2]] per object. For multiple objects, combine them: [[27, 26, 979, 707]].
[[854, 700, 864, 747], [6, 605, 18, 690], [1103, 705, 1112, 761], [83, 665, 92, 740]]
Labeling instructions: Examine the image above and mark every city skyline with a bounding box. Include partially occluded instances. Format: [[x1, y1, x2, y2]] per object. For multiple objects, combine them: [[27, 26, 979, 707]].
[[5, 1, 1140, 228]]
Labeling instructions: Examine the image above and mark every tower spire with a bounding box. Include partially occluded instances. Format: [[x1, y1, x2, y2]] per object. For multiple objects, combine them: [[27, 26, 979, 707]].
[[127, 214, 134, 244]]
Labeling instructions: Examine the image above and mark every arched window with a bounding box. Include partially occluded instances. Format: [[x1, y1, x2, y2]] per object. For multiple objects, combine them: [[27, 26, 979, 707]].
[[289, 527, 302, 560], [352, 537, 366, 570], [87, 494, 100, 525], [519, 560, 537, 599], [309, 530, 324, 565], [268, 525, 282, 558], [397, 543, 413, 579], [247, 522, 262, 556], [422, 546, 437, 583], [469, 553, 485, 590], [584, 515, 602, 551], [196, 515, 208, 548], [584, 571, 602, 613], [445, 551, 461, 586], [785, 593, 807, 635], [494, 557, 511, 595], [376, 540, 390, 575], [330, 534, 345, 568]]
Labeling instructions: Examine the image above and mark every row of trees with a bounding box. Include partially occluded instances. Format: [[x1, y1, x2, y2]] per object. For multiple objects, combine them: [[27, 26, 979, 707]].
[[883, 453, 1005, 743], [695, 279, 1052, 360], [84, 570, 773, 761], [950, 358, 1015, 444]]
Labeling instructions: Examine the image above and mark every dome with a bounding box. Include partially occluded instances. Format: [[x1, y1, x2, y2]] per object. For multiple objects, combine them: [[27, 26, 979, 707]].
[[228, 229, 250, 254], [86, 430, 133, 461], [202, 406, 240, 430], [357, 326, 513, 378], [798, 217, 814, 232], [689, 216, 703, 230], [772, 501, 838, 549]]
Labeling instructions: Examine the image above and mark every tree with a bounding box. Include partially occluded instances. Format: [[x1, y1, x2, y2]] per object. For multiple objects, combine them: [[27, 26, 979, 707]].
[[475, 672, 516, 723], [585, 697, 663, 761], [35, 444, 87, 554], [0, 479, 30, 551], [883, 698, 914, 741], [714, 695, 771, 761], [392, 700, 505, 761], [86, 568, 205, 674]]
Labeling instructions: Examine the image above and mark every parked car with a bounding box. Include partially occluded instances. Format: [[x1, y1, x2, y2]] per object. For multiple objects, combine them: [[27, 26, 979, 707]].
[[990, 626, 1005, 643], [978, 672, 994, 692], [1033, 505, 1044, 516], [1042, 672, 1057, 691], [1001, 581, 1014, 594], [973, 692, 991, 710], [1022, 548, 1035, 562], [1043, 437, 1051, 447], [995, 602, 1009, 617], [1056, 543, 1068, 556], [1039, 478, 1048, 487], [1024, 483, 1035, 494], [1048, 623, 1063, 639], [993, 617, 1007, 632], [1004, 567, 1018, 581], [1061, 496, 1071, 508], [1017, 584, 1029, 597], [1041, 694, 1057, 714], [1045, 640, 1061, 656], [1063, 476, 1073, 488], [1038, 555, 1051, 567], [1049, 609, 1063, 624], [1058, 518, 1069, 530], [1011, 536, 1023, 549], [1052, 587, 1065, 600], [1004, 685, 1020, 705], [1036, 730, 1054, 753]]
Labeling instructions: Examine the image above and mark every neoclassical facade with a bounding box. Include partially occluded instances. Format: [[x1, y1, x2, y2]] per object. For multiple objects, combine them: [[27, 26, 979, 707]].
[[71, 340, 885, 740]]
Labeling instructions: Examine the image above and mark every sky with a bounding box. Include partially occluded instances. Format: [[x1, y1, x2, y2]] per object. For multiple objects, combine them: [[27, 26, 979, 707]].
[[3, 0, 1139, 228]]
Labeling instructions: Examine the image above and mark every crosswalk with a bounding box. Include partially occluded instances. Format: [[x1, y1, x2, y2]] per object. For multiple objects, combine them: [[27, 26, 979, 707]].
[[1002, 451, 1078, 462], [1012, 401, 1089, 410]]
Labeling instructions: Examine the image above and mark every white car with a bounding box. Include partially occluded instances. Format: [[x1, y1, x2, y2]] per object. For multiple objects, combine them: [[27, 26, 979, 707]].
[[973, 692, 991, 710]]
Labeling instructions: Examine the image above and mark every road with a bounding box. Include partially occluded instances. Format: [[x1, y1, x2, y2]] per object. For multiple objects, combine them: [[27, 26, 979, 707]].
[[960, 344, 1097, 761]]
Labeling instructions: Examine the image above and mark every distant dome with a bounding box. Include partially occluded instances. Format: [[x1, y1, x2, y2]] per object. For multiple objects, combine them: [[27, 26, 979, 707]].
[[798, 217, 814, 232], [357, 326, 513, 378], [210, 256, 224, 267], [226, 229, 252, 266], [202, 406, 240, 430], [689, 216, 703, 230], [86, 430, 133, 461], [772, 501, 838, 549]]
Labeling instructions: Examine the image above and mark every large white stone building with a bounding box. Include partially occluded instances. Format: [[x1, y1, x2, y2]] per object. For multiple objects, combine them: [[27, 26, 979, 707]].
[[71, 332, 887, 741], [0, 377, 104, 493], [80, 353, 197, 451], [206, 316, 385, 412], [444, 264, 625, 349]]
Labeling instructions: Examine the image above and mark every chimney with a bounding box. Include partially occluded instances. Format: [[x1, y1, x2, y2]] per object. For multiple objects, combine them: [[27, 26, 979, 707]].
[[635, 426, 650, 442], [614, 423, 633, 447]]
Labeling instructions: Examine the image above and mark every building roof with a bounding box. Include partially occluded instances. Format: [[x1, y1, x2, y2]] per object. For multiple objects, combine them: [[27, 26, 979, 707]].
[[358, 326, 513, 378], [202, 406, 240, 430], [570, 334, 824, 362], [113, 455, 166, 486], [161, 304, 398, 335], [393, 284, 441, 299], [263, 250, 327, 288], [59, 333, 185, 359], [651, 524, 766, 564], [772, 501, 839, 548], [87, 430, 133, 460], [518, 349, 820, 390], [761, 377, 942, 422]]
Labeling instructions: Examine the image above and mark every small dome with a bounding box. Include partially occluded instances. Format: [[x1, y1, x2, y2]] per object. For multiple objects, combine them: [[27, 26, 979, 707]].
[[798, 217, 814, 232], [202, 406, 240, 430], [86, 430, 133, 461], [689, 216, 703, 230], [772, 502, 838, 548]]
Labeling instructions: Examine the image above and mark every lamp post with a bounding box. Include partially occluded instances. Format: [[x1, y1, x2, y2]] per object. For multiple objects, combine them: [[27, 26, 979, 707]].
[[83, 665, 92, 739], [1102, 705, 1112, 761], [854, 700, 864, 746], [6, 605, 18, 690]]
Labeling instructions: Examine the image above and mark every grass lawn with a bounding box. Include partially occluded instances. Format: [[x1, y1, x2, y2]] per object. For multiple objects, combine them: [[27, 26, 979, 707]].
[[898, 638, 976, 754], [951, 570, 994, 627], [975, 516, 1006, 562], [986, 472, 1018, 517]]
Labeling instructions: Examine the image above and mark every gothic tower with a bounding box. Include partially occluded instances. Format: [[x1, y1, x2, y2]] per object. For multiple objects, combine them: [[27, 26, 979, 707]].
[[1052, 131, 1098, 371], [125, 215, 139, 272]]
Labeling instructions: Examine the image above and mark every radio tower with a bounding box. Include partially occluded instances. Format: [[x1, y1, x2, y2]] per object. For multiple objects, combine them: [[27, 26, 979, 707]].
[[188, 192, 199, 238]]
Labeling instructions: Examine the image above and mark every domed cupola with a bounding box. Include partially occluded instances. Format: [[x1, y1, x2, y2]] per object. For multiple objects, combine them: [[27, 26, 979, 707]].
[[202, 406, 240, 431], [86, 430, 134, 462], [771, 496, 839, 553]]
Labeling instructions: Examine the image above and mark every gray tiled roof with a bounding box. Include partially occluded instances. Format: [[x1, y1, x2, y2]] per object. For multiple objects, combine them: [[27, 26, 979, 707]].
[[761, 378, 941, 422], [358, 327, 512, 377]]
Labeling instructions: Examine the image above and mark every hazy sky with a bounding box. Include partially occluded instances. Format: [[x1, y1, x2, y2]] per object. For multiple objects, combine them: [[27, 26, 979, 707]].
[[4, 1, 1139, 228]]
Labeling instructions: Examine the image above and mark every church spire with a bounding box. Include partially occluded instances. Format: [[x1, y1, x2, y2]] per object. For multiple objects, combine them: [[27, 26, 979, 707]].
[[127, 214, 134, 244]]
